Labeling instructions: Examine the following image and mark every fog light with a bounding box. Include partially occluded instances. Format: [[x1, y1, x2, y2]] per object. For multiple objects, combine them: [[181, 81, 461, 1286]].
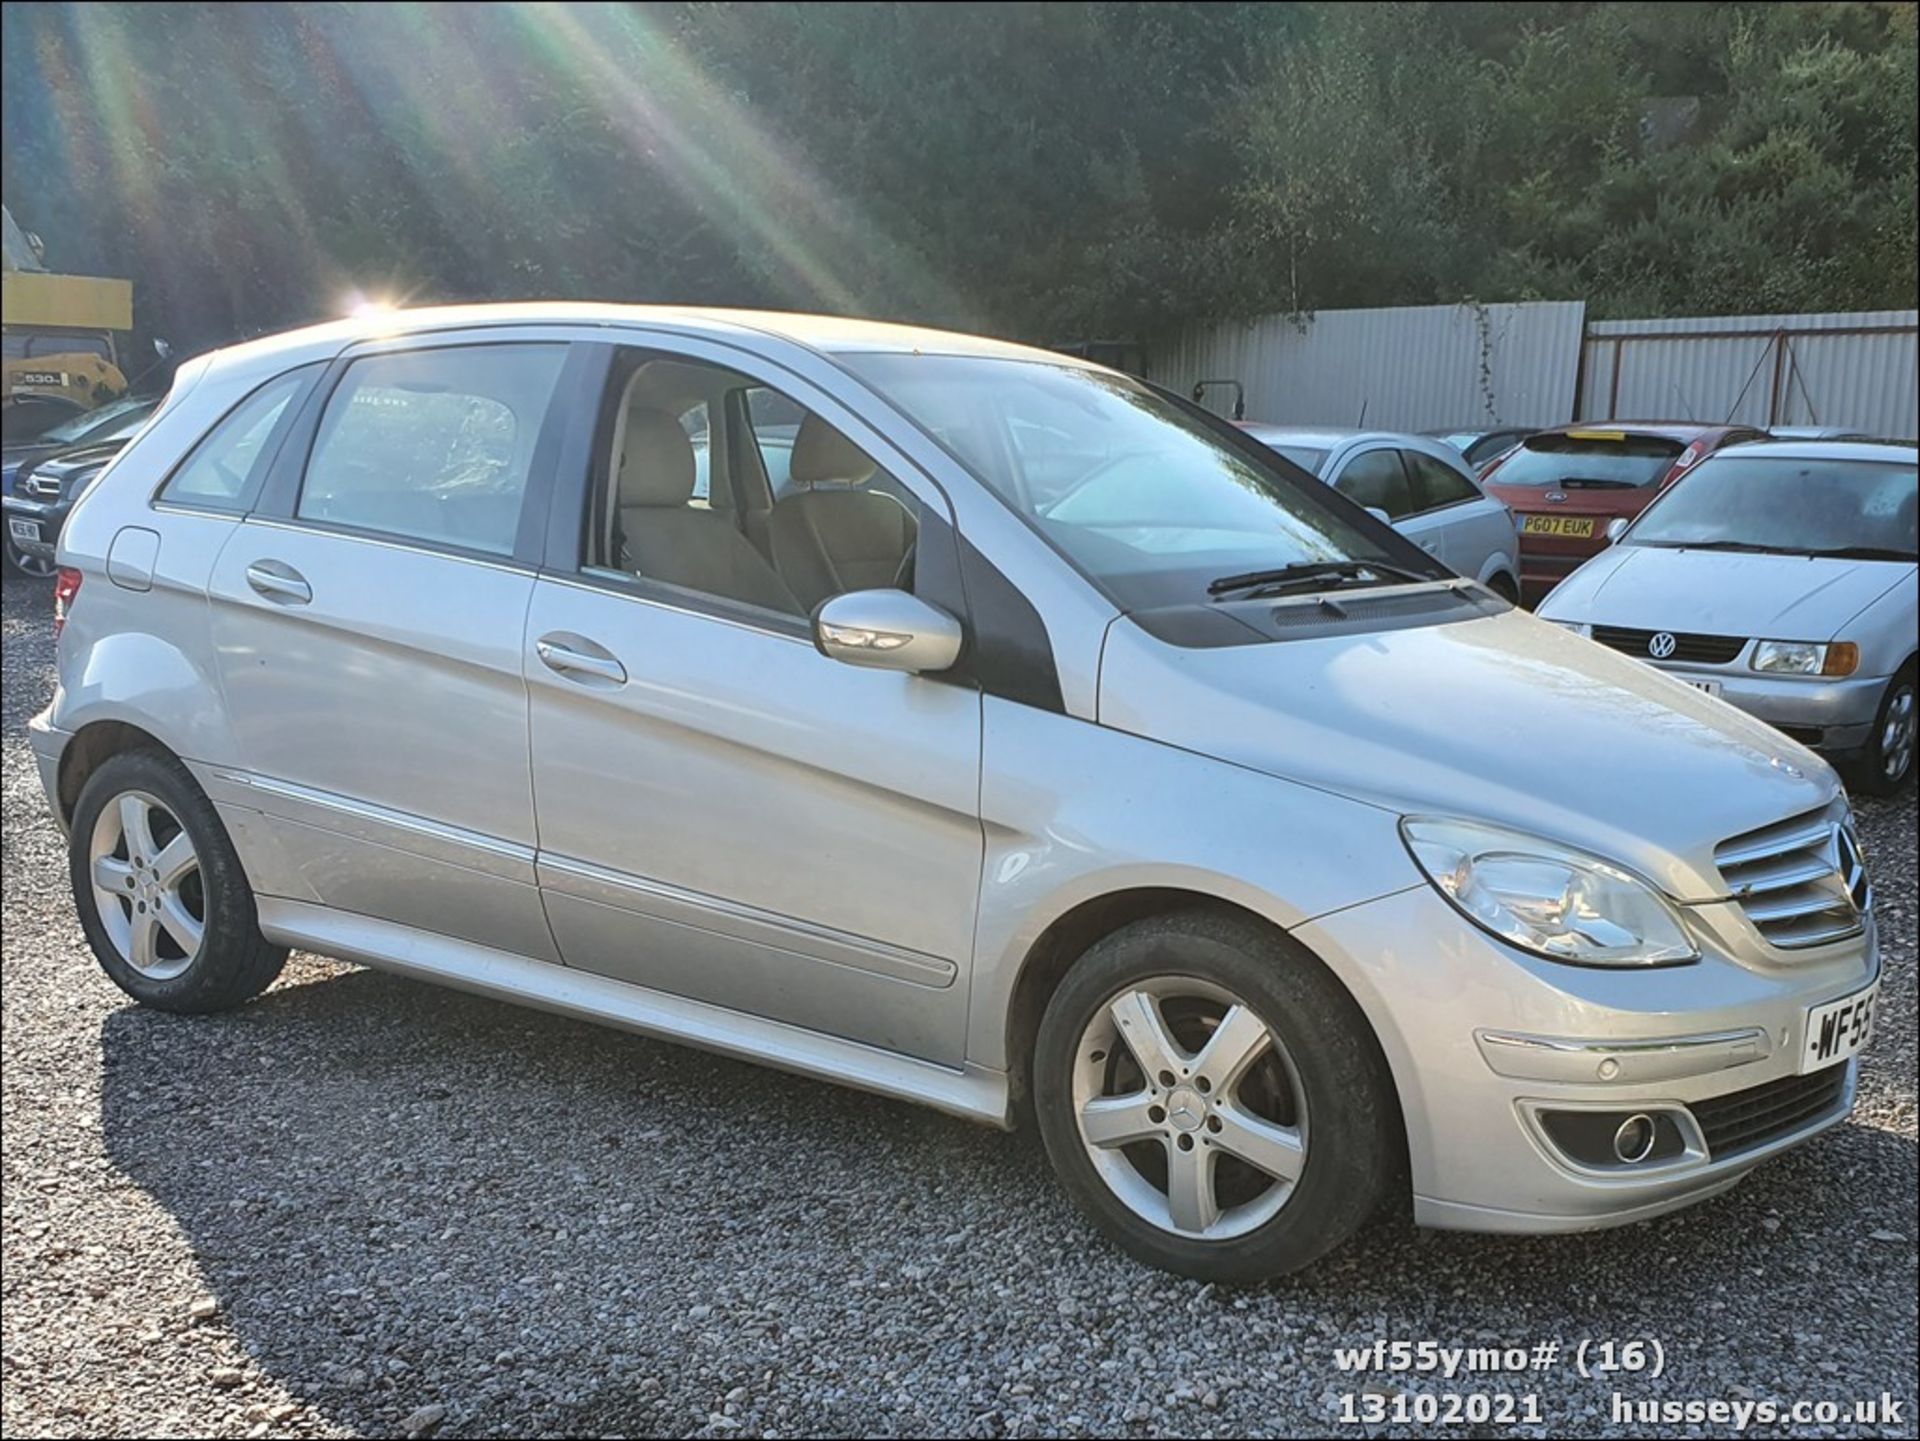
[[1613, 1113, 1657, 1164]]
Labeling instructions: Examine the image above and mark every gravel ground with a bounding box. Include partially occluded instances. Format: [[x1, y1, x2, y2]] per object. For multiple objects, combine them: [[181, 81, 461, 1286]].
[[2, 573, 1915, 1441]]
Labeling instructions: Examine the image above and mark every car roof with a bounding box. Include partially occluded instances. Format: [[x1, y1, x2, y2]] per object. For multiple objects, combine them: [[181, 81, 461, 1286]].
[[191, 303, 1082, 385], [1691, 439, 1917, 464], [1238, 424, 1451, 450]]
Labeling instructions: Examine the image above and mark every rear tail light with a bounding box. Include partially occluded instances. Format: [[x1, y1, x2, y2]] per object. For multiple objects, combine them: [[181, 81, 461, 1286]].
[[1666, 441, 1706, 481], [53, 567, 82, 639]]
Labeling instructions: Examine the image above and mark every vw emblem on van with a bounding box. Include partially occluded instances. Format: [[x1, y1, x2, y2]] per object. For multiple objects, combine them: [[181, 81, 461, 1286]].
[[1648, 632, 1678, 659]]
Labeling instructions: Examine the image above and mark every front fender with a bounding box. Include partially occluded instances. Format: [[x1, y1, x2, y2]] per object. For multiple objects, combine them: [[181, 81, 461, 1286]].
[[967, 697, 1417, 1069]]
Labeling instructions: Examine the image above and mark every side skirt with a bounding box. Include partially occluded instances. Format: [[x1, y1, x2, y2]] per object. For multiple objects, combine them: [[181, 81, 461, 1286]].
[[255, 898, 1012, 1129]]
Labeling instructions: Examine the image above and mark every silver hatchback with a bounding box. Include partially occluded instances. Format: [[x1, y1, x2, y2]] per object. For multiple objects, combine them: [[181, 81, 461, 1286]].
[[34, 306, 1880, 1280]]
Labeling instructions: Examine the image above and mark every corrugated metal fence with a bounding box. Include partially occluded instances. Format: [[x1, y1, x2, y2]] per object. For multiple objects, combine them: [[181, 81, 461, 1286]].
[[1153, 303, 1919, 439], [1578, 311, 1918, 438]]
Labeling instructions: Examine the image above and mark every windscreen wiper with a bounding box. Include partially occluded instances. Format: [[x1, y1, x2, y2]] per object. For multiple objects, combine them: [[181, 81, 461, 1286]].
[[1207, 558, 1433, 599], [1794, 545, 1919, 562], [1639, 539, 1778, 553]]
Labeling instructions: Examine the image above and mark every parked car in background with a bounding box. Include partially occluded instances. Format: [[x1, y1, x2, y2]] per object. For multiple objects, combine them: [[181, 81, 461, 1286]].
[[1540, 441, 1917, 793], [34, 305, 1879, 1282], [1767, 426, 1873, 442], [1481, 422, 1770, 604], [2, 391, 156, 481], [1239, 425, 1521, 598], [3, 394, 158, 577], [1424, 426, 1533, 474]]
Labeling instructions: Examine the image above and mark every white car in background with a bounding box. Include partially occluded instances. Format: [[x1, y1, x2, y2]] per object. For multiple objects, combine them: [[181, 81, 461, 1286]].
[[1541, 440, 1918, 793], [1241, 426, 1522, 601]]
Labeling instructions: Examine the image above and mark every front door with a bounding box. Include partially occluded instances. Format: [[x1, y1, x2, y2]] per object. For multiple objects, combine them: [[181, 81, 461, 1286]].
[[525, 342, 983, 1064]]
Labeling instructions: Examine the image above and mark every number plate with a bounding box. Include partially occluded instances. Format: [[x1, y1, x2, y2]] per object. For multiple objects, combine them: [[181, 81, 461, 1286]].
[[1802, 983, 1877, 1073], [8, 519, 42, 544], [1679, 677, 1722, 696], [1520, 514, 1596, 538]]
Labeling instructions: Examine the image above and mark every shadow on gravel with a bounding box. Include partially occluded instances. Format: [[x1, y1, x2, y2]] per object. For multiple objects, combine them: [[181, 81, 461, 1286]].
[[97, 961, 1916, 1436]]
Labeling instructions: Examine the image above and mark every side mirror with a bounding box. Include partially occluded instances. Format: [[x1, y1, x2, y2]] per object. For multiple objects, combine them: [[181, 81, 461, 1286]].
[[1605, 517, 1629, 543], [1365, 506, 1392, 526], [813, 589, 963, 674], [153, 338, 174, 360]]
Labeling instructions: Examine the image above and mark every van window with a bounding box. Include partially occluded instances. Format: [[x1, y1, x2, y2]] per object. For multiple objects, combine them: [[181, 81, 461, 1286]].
[[298, 344, 565, 556]]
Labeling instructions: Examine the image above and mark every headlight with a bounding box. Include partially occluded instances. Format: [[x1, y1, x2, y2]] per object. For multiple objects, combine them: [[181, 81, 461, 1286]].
[[1751, 640, 1858, 677], [1550, 620, 1592, 637], [1401, 817, 1697, 967]]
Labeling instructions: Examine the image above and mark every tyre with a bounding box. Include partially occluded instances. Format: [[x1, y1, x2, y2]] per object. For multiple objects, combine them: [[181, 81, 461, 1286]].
[[1485, 571, 1519, 605], [1852, 665, 1916, 797], [1033, 909, 1400, 1281], [69, 748, 287, 1012]]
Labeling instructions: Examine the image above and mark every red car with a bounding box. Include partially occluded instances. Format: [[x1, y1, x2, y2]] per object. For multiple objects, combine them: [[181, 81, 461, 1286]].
[[1481, 422, 1771, 605]]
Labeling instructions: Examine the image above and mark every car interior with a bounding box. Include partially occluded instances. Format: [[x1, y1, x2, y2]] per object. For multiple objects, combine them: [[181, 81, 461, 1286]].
[[596, 355, 920, 618]]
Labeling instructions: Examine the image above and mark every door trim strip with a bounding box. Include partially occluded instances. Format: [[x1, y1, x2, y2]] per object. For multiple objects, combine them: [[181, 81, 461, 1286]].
[[539, 852, 958, 989]]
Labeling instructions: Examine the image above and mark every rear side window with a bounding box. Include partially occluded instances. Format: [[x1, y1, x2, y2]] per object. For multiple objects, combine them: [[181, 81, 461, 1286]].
[[1405, 451, 1481, 511], [159, 369, 312, 510], [1492, 433, 1683, 489], [1334, 449, 1414, 517], [298, 344, 565, 556]]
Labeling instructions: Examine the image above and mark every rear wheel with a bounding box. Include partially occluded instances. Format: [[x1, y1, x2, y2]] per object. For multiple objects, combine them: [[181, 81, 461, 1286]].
[[69, 749, 287, 1011], [1854, 665, 1916, 796], [1033, 910, 1399, 1281]]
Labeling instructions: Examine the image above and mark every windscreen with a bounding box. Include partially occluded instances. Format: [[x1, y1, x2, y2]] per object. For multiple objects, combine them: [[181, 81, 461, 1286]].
[[1629, 455, 1917, 558], [841, 352, 1438, 610]]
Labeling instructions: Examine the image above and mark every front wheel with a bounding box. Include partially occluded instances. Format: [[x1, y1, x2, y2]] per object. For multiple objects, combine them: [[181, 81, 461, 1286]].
[[1853, 666, 1916, 796], [69, 749, 288, 1011], [1033, 911, 1401, 1281]]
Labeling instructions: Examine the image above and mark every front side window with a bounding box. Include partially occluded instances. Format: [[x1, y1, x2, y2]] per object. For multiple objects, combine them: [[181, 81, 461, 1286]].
[[1628, 455, 1917, 559], [598, 355, 921, 620], [1333, 450, 1414, 518], [842, 354, 1432, 611], [159, 369, 310, 509], [298, 344, 566, 555]]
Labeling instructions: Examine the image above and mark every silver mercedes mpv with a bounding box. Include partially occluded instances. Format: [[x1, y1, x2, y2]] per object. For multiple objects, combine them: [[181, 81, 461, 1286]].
[[33, 305, 1880, 1280]]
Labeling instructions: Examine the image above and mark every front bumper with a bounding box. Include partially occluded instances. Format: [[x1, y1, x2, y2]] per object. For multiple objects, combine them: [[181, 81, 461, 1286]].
[[1642, 661, 1884, 754], [2, 493, 67, 560], [1295, 884, 1877, 1234]]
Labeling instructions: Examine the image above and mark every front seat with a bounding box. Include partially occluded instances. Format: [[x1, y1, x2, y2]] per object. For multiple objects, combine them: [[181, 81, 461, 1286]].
[[617, 409, 800, 615], [769, 415, 918, 612]]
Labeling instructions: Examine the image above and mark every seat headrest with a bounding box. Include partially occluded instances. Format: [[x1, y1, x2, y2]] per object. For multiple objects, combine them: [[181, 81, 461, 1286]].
[[790, 414, 877, 488], [619, 409, 696, 508]]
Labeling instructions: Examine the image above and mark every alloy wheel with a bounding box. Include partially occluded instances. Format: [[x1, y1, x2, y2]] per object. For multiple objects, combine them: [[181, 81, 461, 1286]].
[[5, 537, 57, 580], [88, 790, 205, 981], [1070, 978, 1308, 1240], [1882, 682, 1914, 784]]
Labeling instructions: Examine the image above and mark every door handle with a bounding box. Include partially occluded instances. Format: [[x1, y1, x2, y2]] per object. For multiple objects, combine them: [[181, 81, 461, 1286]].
[[536, 637, 627, 685], [245, 561, 311, 605]]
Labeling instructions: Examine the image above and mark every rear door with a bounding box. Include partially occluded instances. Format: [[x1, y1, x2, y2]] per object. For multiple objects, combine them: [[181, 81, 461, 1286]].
[[204, 332, 587, 962]]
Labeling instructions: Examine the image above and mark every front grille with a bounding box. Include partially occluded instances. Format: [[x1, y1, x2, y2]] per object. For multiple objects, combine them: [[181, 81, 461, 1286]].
[[1691, 1065, 1850, 1159], [24, 472, 63, 499], [1591, 624, 1746, 665], [1775, 725, 1825, 746], [1715, 807, 1870, 949]]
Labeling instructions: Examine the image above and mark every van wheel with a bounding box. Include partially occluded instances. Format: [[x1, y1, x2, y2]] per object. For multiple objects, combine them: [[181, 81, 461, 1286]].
[[1854, 665, 1916, 796], [69, 749, 287, 1012], [1033, 910, 1399, 1281]]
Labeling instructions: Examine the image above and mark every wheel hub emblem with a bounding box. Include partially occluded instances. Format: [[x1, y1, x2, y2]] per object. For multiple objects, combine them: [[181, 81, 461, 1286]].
[[1165, 1086, 1207, 1133], [1648, 631, 1678, 659]]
